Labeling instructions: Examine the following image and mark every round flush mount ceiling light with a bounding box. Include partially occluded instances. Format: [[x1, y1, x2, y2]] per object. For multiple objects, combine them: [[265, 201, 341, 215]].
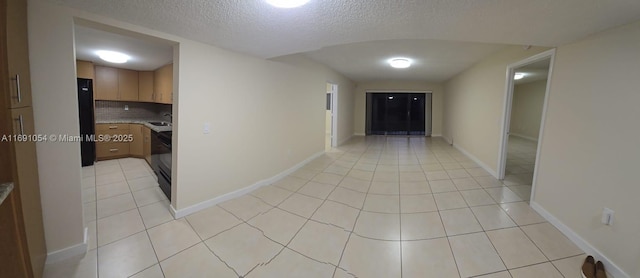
[[266, 0, 310, 8], [388, 58, 412, 69], [514, 72, 525, 80], [96, 50, 130, 64]]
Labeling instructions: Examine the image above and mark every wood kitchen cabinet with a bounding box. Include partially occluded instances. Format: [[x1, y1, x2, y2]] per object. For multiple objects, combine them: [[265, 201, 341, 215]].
[[143, 126, 152, 164], [76, 60, 95, 79], [129, 124, 143, 157], [95, 66, 119, 100], [138, 71, 154, 102], [95, 124, 131, 159], [118, 69, 139, 101], [0, 0, 47, 277], [154, 63, 173, 104]]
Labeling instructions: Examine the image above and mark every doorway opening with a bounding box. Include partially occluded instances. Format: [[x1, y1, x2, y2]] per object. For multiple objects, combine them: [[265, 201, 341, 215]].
[[365, 92, 432, 136], [325, 83, 337, 151], [498, 49, 555, 202]]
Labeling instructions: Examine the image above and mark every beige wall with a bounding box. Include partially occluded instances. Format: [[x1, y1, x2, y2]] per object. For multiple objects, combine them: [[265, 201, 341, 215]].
[[442, 46, 550, 172], [509, 80, 547, 140], [534, 20, 640, 277], [270, 54, 356, 145], [353, 81, 444, 136], [27, 1, 351, 255], [28, 1, 85, 253]]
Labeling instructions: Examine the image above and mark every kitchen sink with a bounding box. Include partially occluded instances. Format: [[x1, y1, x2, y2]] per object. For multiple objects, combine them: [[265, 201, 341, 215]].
[[148, 121, 172, 127]]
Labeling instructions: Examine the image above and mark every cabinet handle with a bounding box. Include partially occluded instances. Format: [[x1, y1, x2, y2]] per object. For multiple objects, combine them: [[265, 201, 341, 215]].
[[11, 74, 22, 103], [14, 115, 24, 135], [109, 148, 119, 152], [109, 126, 118, 129]]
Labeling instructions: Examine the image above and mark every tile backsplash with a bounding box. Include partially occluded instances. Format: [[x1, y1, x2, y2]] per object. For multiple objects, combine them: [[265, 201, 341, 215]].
[[95, 101, 172, 122]]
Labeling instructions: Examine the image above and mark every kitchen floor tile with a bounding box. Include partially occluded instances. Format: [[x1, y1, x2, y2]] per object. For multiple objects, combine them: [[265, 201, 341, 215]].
[[399, 181, 431, 195], [247, 248, 335, 278], [521, 223, 583, 260], [363, 194, 399, 213], [434, 191, 468, 210], [277, 193, 324, 218], [327, 187, 366, 208], [368, 181, 399, 195], [402, 238, 460, 278], [339, 234, 401, 278], [311, 200, 360, 231], [354, 211, 400, 240], [97, 193, 137, 219], [97, 232, 158, 278], [460, 189, 496, 207], [129, 265, 164, 278], [400, 212, 446, 240], [297, 181, 336, 199], [132, 187, 168, 207], [138, 200, 174, 229], [205, 223, 283, 277], [127, 176, 159, 192], [400, 194, 437, 213], [288, 220, 350, 265], [96, 181, 130, 200], [248, 207, 307, 245], [487, 227, 547, 269], [509, 262, 563, 278], [160, 243, 237, 278], [43, 249, 97, 278], [499, 202, 546, 226], [185, 205, 241, 240], [440, 208, 483, 236], [219, 194, 272, 221], [97, 209, 145, 246], [449, 232, 506, 277], [471, 205, 517, 230], [250, 185, 292, 206], [147, 219, 201, 261]]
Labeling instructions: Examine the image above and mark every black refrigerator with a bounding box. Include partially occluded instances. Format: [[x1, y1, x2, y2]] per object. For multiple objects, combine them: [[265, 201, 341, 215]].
[[77, 78, 95, 166]]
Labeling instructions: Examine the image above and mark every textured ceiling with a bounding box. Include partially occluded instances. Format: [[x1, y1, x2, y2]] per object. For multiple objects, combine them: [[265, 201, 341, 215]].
[[49, 0, 640, 81]]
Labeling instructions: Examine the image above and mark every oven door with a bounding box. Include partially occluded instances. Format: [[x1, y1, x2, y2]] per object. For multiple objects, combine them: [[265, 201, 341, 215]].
[[151, 131, 172, 200]]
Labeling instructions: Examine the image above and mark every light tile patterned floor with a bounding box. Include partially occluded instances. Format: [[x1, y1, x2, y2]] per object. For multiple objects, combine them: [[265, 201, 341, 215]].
[[44, 136, 588, 278]]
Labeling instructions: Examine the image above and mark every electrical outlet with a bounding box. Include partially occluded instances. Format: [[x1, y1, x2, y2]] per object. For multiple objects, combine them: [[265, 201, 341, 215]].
[[124, 105, 129, 111], [601, 208, 614, 225]]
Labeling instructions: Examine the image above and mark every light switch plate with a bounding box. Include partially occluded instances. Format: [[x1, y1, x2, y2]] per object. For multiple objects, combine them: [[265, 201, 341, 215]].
[[203, 123, 210, 134]]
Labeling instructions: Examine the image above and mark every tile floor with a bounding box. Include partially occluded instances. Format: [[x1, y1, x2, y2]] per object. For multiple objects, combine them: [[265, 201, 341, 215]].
[[44, 136, 590, 278], [504, 136, 537, 201]]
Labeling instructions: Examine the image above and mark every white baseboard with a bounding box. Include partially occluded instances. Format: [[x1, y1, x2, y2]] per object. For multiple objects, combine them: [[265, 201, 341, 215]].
[[170, 151, 325, 218], [530, 202, 628, 278], [510, 133, 539, 142], [353, 133, 365, 136], [441, 135, 452, 144], [452, 143, 498, 178], [45, 227, 88, 264], [431, 134, 442, 137]]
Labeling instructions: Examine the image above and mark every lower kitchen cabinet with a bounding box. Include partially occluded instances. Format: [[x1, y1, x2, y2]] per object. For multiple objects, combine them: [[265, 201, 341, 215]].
[[143, 126, 151, 165], [95, 124, 131, 160], [129, 124, 143, 157]]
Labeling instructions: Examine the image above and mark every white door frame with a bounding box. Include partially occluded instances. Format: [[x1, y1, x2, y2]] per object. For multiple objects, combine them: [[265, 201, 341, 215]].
[[329, 83, 338, 147], [497, 49, 556, 202]]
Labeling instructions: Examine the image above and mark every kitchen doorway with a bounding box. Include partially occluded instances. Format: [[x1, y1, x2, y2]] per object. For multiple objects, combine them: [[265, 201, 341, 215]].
[[365, 92, 431, 136], [498, 50, 555, 202]]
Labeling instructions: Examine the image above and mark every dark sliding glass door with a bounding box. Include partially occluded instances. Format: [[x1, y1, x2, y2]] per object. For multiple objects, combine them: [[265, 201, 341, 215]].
[[366, 93, 427, 135]]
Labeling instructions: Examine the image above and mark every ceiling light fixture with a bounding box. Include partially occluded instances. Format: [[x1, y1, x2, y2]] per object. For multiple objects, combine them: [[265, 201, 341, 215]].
[[388, 58, 411, 69], [266, 0, 310, 8], [514, 72, 525, 80], [96, 50, 130, 64]]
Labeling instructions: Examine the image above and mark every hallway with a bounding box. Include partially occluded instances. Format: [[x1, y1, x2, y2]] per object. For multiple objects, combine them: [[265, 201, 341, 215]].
[[45, 137, 586, 278]]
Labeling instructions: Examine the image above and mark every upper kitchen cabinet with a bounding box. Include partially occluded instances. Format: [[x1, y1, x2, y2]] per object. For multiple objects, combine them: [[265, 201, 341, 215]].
[[154, 64, 173, 104], [138, 71, 154, 102], [118, 69, 139, 101], [76, 60, 95, 79], [5, 0, 32, 108], [95, 66, 119, 100]]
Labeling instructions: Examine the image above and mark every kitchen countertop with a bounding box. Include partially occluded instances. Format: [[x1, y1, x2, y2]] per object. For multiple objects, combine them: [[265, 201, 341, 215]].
[[96, 120, 172, 133], [0, 183, 14, 206]]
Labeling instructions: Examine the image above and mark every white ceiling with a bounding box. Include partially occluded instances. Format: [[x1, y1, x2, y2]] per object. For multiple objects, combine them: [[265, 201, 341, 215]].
[[303, 39, 507, 82], [74, 24, 173, 71], [55, 0, 640, 81]]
